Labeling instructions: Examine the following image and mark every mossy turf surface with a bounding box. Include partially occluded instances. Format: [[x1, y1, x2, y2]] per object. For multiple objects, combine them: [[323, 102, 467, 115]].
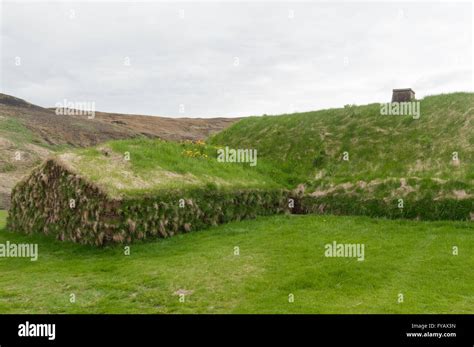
[[0, 210, 472, 313], [63, 138, 280, 198], [210, 92, 473, 192]]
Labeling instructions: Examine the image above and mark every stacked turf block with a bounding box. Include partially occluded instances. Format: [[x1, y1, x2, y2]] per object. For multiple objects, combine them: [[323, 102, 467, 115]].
[[7, 159, 291, 246]]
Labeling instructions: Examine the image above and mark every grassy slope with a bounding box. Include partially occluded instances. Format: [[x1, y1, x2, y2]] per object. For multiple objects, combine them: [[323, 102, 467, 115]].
[[0, 117, 54, 209], [0, 210, 472, 313], [0, 116, 69, 209], [209, 93, 473, 193], [0, 117, 40, 148], [61, 138, 281, 198], [0, 117, 56, 171]]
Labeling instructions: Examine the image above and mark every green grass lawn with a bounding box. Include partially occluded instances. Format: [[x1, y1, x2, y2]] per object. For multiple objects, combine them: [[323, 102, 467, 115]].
[[0, 210, 472, 314]]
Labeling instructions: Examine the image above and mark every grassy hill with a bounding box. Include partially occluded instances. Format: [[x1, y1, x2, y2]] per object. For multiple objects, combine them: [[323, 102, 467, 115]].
[[209, 93, 473, 203]]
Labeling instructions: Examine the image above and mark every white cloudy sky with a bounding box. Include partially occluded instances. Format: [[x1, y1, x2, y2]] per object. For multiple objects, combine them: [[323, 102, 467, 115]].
[[0, 1, 472, 117]]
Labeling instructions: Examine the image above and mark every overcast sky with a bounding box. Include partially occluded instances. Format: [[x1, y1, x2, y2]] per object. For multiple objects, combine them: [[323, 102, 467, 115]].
[[0, 1, 472, 117]]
